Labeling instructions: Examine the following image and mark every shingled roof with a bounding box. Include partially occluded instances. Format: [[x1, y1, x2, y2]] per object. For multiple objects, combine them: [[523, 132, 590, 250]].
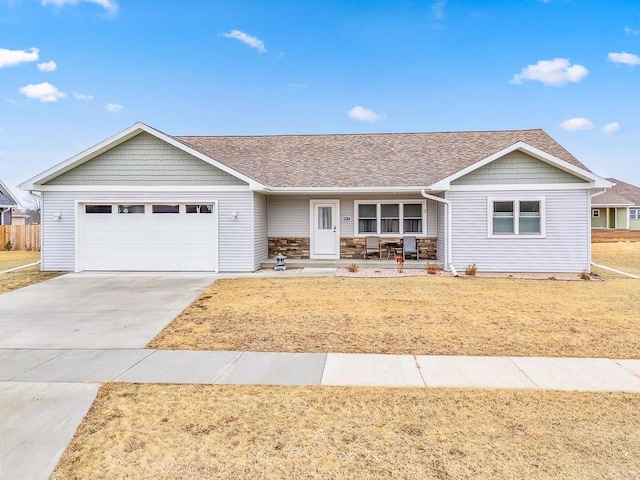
[[173, 129, 587, 188], [592, 178, 640, 206]]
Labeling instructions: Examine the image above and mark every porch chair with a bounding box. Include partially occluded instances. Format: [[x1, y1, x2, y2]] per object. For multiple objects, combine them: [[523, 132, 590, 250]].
[[364, 236, 381, 261], [402, 235, 419, 261]]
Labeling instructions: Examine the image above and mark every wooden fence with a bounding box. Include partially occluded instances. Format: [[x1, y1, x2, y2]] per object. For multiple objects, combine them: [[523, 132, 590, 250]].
[[0, 225, 41, 251]]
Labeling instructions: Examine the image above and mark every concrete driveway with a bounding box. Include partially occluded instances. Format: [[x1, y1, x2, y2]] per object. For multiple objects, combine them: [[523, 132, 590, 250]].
[[0, 273, 217, 349]]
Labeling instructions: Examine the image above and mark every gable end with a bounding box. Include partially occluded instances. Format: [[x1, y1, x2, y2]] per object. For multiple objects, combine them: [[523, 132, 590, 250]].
[[451, 150, 588, 186], [44, 132, 247, 186]]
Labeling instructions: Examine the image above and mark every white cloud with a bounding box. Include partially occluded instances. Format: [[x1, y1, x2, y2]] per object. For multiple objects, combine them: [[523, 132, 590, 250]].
[[625, 26, 639, 36], [221, 30, 266, 53], [511, 58, 588, 86], [73, 92, 93, 101], [608, 51, 640, 67], [41, 0, 118, 13], [0, 47, 39, 68], [106, 103, 122, 112], [348, 106, 386, 122], [559, 117, 594, 131], [37, 60, 57, 72], [288, 83, 308, 88], [431, 1, 446, 20], [19, 82, 66, 102], [602, 122, 621, 134]]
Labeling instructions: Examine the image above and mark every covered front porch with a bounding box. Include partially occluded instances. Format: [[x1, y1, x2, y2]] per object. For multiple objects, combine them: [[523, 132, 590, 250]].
[[260, 257, 442, 270]]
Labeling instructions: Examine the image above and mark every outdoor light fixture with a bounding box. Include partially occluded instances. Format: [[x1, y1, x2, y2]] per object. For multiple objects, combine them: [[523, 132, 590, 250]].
[[53, 212, 62, 220], [230, 211, 238, 220]]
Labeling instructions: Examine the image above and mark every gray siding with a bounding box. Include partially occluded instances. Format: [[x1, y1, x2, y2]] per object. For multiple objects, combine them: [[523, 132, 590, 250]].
[[41, 190, 254, 272], [452, 151, 587, 185], [46, 133, 247, 186], [449, 189, 590, 272], [268, 194, 437, 237], [253, 193, 268, 269]]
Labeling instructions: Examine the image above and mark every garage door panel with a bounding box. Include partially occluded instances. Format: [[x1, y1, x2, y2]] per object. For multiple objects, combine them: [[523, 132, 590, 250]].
[[80, 203, 217, 271]]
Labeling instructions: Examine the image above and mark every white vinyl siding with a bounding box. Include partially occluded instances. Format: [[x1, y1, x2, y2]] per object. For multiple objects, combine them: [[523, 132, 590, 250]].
[[45, 132, 247, 186], [436, 194, 446, 266], [449, 189, 590, 272], [268, 194, 438, 237], [253, 193, 268, 270], [42, 190, 254, 272]]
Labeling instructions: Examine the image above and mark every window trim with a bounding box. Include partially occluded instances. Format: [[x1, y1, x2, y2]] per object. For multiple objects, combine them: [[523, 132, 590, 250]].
[[592, 209, 600, 218], [353, 200, 427, 237], [487, 197, 546, 238]]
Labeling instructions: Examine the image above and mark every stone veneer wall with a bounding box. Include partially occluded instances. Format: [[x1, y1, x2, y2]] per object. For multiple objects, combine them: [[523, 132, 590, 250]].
[[269, 237, 437, 260]]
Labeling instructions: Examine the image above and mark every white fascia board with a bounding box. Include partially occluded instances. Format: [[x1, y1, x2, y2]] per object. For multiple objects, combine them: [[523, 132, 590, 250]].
[[35, 185, 252, 192], [448, 183, 600, 192], [20, 122, 265, 191], [0, 179, 19, 205], [429, 142, 613, 190], [263, 186, 428, 194]]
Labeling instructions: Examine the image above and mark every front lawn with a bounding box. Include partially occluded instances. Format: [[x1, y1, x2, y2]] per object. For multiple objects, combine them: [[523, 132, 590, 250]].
[[592, 242, 640, 276], [52, 384, 640, 479], [148, 273, 640, 358], [0, 251, 63, 294]]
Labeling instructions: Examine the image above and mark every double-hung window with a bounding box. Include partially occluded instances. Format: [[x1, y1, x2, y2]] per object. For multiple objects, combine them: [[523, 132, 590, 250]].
[[355, 201, 425, 235], [488, 198, 545, 237]]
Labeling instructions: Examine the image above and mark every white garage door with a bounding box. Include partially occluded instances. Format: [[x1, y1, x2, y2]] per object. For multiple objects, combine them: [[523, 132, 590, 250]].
[[80, 203, 217, 271]]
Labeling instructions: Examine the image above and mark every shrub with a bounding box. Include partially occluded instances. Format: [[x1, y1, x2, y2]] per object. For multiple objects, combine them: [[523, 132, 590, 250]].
[[347, 263, 359, 273], [465, 263, 477, 276], [426, 263, 440, 275], [4, 241, 13, 251]]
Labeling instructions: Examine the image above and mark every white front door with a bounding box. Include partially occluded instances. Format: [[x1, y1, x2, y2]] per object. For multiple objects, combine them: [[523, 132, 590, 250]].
[[310, 200, 340, 259]]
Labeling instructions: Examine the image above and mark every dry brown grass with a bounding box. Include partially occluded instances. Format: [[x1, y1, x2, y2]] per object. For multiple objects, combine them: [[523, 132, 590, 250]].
[[0, 252, 63, 294], [52, 384, 640, 480], [592, 229, 640, 243], [0, 251, 40, 271], [148, 274, 640, 358], [592, 242, 640, 276]]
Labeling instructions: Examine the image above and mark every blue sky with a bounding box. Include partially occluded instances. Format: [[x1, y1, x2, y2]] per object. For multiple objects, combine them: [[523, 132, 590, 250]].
[[1, 0, 640, 203]]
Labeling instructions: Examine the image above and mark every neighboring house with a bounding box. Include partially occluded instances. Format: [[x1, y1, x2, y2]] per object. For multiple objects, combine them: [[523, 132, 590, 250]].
[[20, 122, 611, 273], [0, 179, 19, 226], [10, 209, 29, 226], [591, 178, 640, 230]]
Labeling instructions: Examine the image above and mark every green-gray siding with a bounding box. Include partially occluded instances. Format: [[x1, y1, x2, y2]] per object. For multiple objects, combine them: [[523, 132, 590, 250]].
[[46, 133, 247, 186], [452, 151, 587, 186]]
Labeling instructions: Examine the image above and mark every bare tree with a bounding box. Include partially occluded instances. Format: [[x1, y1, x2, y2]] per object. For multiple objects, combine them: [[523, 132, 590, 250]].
[[25, 192, 41, 224]]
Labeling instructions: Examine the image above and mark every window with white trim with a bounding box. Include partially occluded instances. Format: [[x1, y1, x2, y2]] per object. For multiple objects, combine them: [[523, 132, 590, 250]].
[[488, 198, 545, 237], [631, 208, 640, 220], [355, 201, 426, 235], [592, 209, 600, 218]]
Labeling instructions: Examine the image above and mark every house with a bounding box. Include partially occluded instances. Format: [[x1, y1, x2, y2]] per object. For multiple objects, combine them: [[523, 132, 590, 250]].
[[591, 178, 640, 230], [0, 179, 19, 226], [10, 209, 29, 226], [20, 122, 611, 274]]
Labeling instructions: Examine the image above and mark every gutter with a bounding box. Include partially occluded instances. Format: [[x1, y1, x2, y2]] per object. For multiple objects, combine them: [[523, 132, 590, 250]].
[[420, 190, 458, 277]]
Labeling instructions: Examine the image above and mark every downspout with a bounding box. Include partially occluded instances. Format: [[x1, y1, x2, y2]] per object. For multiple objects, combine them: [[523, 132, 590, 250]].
[[589, 189, 608, 273], [421, 190, 458, 277], [0, 207, 10, 226]]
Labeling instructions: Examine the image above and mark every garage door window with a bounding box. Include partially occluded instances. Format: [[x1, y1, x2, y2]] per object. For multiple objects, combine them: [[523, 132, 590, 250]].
[[186, 204, 213, 214], [85, 205, 112, 214], [118, 205, 145, 214], [152, 204, 179, 214]]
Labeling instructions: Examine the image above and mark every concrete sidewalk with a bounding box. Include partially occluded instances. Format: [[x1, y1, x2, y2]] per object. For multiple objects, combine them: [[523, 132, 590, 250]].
[[2, 349, 639, 480], [2, 348, 639, 392]]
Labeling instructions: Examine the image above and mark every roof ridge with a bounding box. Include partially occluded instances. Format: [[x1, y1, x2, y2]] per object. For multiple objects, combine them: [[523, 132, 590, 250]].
[[173, 128, 547, 139]]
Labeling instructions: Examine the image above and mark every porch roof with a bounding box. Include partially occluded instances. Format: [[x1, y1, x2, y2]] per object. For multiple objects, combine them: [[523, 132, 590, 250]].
[[592, 178, 640, 207], [173, 129, 587, 189]]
